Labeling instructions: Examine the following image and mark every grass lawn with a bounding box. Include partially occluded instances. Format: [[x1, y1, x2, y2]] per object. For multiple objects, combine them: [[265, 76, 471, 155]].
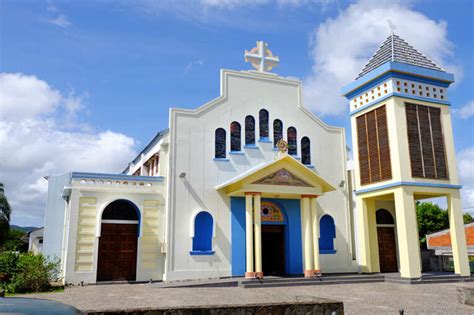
[[5, 286, 64, 297]]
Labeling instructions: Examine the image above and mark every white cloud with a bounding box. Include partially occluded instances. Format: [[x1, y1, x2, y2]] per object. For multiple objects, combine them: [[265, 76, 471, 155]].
[[458, 147, 474, 214], [185, 59, 205, 73], [303, 0, 457, 116], [0, 73, 137, 227], [47, 13, 71, 28], [455, 100, 474, 119]]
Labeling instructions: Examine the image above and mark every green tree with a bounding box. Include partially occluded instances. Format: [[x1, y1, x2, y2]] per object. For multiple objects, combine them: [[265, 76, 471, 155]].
[[463, 212, 473, 224], [416, 202, 449, 249], [0, 183, 12, 246], [2, 229, 28, 252]]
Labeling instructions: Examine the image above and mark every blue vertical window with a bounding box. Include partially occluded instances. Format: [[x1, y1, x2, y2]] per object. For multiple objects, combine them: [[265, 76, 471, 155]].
[[245, 116, 255, 146], [230, 122, 241, 151], [301, 137, 311, 165], [259, 109, 269, 139], [191, 211, 214, 255], [319, 215, 336, 254], [215, 128, 226, 159], [273, 119, 283, 148], [287, 127, 297, 155]]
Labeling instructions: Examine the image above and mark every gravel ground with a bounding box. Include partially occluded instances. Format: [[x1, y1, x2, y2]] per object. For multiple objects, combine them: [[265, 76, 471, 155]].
[[22, 281, 474, 314]]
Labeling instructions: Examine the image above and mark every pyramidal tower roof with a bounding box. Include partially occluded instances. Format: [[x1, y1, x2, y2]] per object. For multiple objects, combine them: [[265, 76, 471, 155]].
[[356, 33, 445, 80]]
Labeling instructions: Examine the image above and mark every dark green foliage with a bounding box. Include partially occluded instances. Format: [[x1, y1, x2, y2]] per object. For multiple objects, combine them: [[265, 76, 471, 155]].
[[463, 212, 473, 224], [0, 252, 60, 293], [1, 229, 28, 252], [416, 202, 449, 248], [0, 183, 12, 246]]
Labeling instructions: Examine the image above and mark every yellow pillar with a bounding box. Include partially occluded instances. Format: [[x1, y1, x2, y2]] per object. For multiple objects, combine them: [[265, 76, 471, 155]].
[[447, 190, 470, 276], [310, 197, 321, 275], [394, 187, 421, 278], [368, 202, 380, 273], [302, 196, 314, 277], [356, 196, 373, 273], [253, 193, 263, 278], [244, 193, 254, 278]]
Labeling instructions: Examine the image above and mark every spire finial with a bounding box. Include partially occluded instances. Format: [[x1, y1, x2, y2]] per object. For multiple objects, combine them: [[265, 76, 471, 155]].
[[387, 19, 396, 34], [244, 41, 280, 73]]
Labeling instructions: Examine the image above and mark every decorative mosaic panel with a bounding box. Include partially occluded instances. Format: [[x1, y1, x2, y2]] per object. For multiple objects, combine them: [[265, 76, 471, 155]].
[[261, 201, 284, 223], [253, 168, 311, 187]]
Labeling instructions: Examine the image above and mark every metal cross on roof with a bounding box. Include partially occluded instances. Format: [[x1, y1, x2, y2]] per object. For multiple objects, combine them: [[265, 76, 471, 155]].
[[244, 41, 279, 73]]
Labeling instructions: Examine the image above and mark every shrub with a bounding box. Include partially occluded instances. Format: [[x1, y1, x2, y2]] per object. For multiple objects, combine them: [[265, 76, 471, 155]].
[[1, 253, 60, 293], [0, 251, 18, 283]]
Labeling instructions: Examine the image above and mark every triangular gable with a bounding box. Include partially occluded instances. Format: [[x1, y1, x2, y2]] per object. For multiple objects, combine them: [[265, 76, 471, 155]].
[[216, 154, 335, 196], [253, 168, 311, 187]]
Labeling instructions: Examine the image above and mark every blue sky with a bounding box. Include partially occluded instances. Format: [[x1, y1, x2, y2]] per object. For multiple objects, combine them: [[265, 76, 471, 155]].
[[1, 0, 473, 226]]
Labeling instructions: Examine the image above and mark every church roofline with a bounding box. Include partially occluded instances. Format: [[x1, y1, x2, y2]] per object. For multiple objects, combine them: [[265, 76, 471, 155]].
[[71, 171, 165, 183], [341, 61, 454, 98]]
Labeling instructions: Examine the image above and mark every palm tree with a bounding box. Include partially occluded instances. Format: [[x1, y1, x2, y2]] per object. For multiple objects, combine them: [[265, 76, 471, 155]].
[[0, 183, 12, 245]]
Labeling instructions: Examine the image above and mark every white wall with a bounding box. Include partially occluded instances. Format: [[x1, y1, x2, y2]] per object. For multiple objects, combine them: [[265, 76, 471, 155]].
[[166, 70, 356, 280]]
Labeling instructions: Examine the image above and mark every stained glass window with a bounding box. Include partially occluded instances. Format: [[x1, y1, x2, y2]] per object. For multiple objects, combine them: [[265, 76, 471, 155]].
[[245, 116, 255, 145], [273, 119, 283, 148], [230, 122, 241, 151], [259, 109, 269, 139], [287, 127, 297, 155], [215, 128, 226, 158], [301, 136, 310, 165]]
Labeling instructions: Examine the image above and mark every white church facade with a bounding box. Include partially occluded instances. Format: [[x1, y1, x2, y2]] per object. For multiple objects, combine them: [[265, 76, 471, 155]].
[[43, 37, 470, 284]]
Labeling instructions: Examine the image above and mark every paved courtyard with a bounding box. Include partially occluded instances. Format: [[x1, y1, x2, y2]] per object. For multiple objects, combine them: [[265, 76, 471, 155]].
[[23, 281, 474, 314]]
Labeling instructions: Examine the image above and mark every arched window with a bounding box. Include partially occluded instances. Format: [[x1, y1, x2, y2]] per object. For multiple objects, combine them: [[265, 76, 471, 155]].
[[191, 211, 214, 254], [319, 215, 336, 253], [301, 137, 311, 165], [376, 209, 394, 225], [245, 116, 255, 146], [287, 127, 297, 155], [259, 109, 269, 139], [215, 128, 226, 158], [273, 119, 283, 148], [102, 200, 139, 221], [230, 122, 241, 151]]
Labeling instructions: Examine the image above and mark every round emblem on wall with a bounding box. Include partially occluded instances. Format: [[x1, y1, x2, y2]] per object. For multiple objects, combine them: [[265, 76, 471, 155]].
[[276, 139, 288, 153]]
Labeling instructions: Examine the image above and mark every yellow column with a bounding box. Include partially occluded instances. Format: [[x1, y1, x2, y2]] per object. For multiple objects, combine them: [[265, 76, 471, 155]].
[[447, 190, 470, 276], [356, 196, 373, 273], [394, 187, 421, 278], [253, 193, 263, 278], [310, 196, 321, 275], [302, 196, 314, 277], [244, 193, 254, 278], [368, 202, 380, 273]]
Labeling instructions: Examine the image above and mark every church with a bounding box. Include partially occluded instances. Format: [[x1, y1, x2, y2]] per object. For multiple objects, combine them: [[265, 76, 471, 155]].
[[42, 35, 470, 284]]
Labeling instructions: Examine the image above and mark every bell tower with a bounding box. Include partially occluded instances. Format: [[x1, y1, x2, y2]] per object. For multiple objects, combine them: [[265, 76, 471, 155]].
[[342, 33, 470, 279]]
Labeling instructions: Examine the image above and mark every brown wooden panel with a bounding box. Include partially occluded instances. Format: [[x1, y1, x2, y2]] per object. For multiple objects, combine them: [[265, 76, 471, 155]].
[[97, 223, 137, 282], [367, 110, 381, 182], [357, 115, 370, 185], [429, 107, 448, 179], [405, 104, 424, 177], [418, 106, 436, 178], [377, 227, 398, 273], [376, 106, 392, 181]]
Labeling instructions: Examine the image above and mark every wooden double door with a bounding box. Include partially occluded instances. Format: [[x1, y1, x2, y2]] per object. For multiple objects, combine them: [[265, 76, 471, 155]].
[[97, 223, 138, 282], [377, 226, 398, 273]]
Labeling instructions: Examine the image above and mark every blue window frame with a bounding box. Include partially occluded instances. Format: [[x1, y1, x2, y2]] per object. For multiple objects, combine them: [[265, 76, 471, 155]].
[[245, 115, 255, 146], [259, 109, 269, 139], [319, 214, 336, 254], [301, 136, 311, 165], [215, 128, 226, 159], [230, 121, 241, 152], [273, 119, 283, 148], [287, 127, 297, 155], [190, 211, 214, 255]]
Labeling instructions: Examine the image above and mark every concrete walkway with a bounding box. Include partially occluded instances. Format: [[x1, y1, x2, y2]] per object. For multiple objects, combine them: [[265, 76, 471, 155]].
[[23, 281, 474, 314]]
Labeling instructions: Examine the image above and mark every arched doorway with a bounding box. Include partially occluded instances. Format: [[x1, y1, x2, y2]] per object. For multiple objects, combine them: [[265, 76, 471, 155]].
[[97, 200, 139, 282], [261, 201, 286, 276], [376, 209, 398, 273]]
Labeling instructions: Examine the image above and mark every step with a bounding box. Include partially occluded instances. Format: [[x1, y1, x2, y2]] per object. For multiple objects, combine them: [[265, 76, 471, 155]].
[[240, 275, 384, 286], [241, 277, 384, 288]]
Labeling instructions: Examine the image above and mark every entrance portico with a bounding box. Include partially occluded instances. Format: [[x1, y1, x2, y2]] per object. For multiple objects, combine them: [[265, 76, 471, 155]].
[[217, 152, 335, 278]]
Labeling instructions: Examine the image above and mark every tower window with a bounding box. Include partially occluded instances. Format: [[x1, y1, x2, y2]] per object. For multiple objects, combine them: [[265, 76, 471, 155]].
[[405, 103, 448, 179], [356, 105, 392, 185], [287, 127, 297, 155], [301, 137, 311, 165], [230, 122, 241, 151], [245, 116, 255, 146], [215, 128, 226, 159], [273, 119, 283, 148], [259, 109, 269, 139]]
